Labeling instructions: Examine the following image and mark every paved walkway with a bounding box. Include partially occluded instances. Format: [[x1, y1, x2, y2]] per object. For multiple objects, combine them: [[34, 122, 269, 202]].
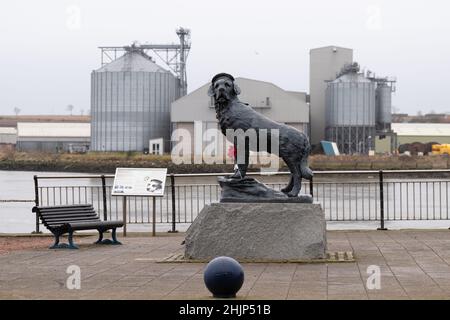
[[1, 230, 450, 300]]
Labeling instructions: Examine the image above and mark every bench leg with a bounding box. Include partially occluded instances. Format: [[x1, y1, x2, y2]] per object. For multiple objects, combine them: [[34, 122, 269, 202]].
[[67, 231, 79, 249], [49, 232, 78, 249], [94, 228, 121, 245], [94, 230, 104, 244], [49, 233, 61, 249], [111, 228, 122, 245]]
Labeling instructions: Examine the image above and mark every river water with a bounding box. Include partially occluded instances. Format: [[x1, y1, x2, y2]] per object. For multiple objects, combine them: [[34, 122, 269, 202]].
[[1, 170, 449, 234]]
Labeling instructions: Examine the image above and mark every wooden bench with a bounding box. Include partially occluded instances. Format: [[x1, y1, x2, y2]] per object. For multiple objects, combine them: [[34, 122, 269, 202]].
[[32, 204, 124, 249]]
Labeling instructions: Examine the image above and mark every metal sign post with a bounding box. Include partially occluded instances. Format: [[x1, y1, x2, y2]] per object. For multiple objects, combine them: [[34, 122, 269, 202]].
[[152, 197, 156, 237], [122, 196, 127, 237]]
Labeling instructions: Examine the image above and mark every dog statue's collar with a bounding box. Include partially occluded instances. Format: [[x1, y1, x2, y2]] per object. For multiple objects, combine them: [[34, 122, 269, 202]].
[[211, 73, 235, 84]]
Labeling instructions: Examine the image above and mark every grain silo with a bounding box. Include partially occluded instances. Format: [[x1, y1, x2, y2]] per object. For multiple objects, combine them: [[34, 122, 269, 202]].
[[325, 63, 376, 154], [91, 49, 180, 152], [375, 81, 393, 131]]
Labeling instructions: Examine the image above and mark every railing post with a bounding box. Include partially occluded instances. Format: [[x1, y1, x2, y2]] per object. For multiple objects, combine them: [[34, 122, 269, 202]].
[[32, 175, 42, 234], [101, 175, 108, 221], [309, 176, 314, 198], [168, 173, 178, 233], [378, 170, 388, 230], [152, 197, 156, 237]]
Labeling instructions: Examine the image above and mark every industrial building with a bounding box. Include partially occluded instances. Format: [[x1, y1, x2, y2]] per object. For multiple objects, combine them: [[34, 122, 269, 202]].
[[310, 46, 353, 145], [325, 62, 376, 155], [90, 50, 180, 152], [171, 77, 309, 157], [87, 36, 400, 156], [0, 127, 17, 145], [310, 46, 396, 155], [0, 116, 91, 153], [325, 62, 396, 154], [2, 39, 402, 156], [170, 45, 397, 157], [16, 122, 90, 152], [376, 123, 450, 153], [91, 28, 191, 152], [170, 45, 396, 157]]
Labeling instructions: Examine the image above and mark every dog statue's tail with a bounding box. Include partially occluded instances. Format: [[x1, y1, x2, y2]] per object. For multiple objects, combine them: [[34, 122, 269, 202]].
[[300, 149, 313, 180]]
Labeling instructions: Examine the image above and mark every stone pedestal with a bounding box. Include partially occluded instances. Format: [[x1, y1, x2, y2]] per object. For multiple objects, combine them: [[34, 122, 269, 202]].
[[184, 202, 327, 261]]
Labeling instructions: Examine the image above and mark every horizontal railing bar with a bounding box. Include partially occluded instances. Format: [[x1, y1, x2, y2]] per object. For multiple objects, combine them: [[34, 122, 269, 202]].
[[38, 185, 104, 188], [311, 169, 450, 175], [36, 181, 450, 188], [34, 172, 291, 179], [33, 169, 450, 181], [35, 175, 116, 179]]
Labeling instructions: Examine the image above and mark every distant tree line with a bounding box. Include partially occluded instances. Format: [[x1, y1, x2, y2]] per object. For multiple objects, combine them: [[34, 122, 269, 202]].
[[392, 112, 450, 123]]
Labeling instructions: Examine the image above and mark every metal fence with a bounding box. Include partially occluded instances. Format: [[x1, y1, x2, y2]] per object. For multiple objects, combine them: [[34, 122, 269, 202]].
[[33, 170, 450, 233]]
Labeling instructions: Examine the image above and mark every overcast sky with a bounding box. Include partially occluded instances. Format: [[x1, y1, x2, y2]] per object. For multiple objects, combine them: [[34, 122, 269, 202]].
[[0, 0, 449, 115]]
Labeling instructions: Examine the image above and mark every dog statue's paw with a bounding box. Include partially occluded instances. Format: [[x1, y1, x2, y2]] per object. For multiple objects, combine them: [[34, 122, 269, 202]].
[[280, 187, 291, 194], [229, 172, 242, 180], [287, 191, 299, 198]]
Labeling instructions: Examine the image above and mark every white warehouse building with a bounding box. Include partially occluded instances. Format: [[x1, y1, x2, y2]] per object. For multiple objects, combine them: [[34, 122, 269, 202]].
[[16, 122, 91, 153], [0, 127, 17, 144]]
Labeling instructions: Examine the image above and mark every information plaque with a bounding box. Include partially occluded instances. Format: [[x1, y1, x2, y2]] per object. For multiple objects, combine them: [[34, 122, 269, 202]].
[[112, 168, 167, 197]]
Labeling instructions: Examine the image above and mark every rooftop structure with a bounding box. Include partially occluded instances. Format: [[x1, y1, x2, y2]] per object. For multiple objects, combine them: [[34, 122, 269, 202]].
[[391, 123, 450, 136]]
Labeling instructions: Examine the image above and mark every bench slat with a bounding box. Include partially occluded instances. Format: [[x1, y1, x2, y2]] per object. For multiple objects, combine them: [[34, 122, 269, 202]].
[[37, 210, 93, 214], [35, 204, 93, 210], [39, 207, 95, 213], [41, 211, 97, 217], [43, 216, 101, 224], [43, 219, 101, 226], [44, 219, 100, 226], [43, 214, 98, 220]]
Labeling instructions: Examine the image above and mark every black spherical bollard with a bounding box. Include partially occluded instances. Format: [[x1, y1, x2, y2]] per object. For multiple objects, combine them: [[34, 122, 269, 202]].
[[203, 256, 244, 298]]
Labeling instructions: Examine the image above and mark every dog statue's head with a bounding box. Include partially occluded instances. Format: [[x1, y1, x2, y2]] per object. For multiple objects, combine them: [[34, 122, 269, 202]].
[[208, 73, 241, 103]]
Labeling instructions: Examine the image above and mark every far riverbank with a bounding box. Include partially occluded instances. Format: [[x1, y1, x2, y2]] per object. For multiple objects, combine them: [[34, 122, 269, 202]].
[[1, 151, 450, 174]]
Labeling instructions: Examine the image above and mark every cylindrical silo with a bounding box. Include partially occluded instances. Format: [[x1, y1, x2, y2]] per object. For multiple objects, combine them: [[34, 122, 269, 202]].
[[376, 83, 392, 130], [325, 66, 376, 154], [91, 51, 180, 152]]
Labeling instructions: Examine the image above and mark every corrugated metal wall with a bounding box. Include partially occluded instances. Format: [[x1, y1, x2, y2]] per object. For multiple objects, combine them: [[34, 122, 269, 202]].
[[376, 84, 392, 127], [325, 73, 376, 154], [16, 140, 89, 153], [326, 77, 376, 127], [0, 133, 17, 144], [91, 70, 179, 152]]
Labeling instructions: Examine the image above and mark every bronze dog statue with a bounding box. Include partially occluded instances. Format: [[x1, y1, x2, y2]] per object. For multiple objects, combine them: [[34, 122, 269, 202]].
[[208, 73, 313, 197]]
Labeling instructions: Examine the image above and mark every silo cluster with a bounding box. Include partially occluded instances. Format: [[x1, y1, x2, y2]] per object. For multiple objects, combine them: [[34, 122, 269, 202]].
[[91, 50, 180, 152], [325, 63, 393, 154]]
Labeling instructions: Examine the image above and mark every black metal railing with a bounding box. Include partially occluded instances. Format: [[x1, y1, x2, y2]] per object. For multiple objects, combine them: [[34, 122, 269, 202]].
[[32, 169, 450, 233]]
